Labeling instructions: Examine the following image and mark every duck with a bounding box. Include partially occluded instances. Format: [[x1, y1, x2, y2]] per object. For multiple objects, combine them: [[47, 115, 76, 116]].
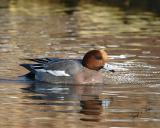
[[20, 50, 115, 84]]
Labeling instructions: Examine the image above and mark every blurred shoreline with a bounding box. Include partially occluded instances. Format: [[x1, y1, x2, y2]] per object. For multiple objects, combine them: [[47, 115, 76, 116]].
[[0, 0, 160, 15]]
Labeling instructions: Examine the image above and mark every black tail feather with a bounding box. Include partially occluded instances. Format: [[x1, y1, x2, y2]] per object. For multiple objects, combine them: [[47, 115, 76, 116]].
[[20, 63, 44, 71], [20, 64, 36, 73], [24, 72, 35, 79]]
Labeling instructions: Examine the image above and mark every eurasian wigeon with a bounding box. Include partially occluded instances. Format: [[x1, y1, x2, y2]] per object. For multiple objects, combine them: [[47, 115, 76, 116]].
[[21, 50, 115, 84]]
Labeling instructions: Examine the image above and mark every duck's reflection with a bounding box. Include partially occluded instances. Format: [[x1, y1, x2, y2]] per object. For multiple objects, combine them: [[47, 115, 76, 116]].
[[79, 96, 103, 122], [23, 82, 110, 122]]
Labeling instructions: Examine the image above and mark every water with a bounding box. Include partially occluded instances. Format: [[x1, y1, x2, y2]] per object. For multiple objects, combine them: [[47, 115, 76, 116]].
[[0, 0, 160, 128]]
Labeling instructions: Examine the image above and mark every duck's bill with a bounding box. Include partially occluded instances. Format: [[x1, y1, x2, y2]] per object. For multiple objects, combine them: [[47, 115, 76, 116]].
[[102, 63, 115, 73]]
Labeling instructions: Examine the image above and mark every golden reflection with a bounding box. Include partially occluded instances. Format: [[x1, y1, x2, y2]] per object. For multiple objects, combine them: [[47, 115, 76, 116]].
[[0, 0, 160, 128], [0, 81, 154, 128], [6, 0, 80, 61]]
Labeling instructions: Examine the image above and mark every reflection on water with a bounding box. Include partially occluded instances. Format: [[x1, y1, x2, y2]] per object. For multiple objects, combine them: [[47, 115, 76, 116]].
[[0, 0, 160, 128]]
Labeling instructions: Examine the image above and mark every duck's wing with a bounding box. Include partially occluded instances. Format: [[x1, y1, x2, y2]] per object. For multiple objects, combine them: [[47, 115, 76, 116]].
[[20, 58, 64, 72], [20, 58, 64, 78], [20, 58, 82, 78]]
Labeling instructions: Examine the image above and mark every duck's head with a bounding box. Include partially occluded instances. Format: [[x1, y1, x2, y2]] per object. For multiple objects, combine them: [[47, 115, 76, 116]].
[[82, 50, 115, 72]]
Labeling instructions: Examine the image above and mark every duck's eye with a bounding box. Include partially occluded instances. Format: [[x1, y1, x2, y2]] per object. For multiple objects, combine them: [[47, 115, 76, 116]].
[[94, 55, 102, 60]]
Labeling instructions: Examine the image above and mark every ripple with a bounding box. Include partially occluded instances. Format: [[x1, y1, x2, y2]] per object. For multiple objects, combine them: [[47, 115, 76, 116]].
[[0, 1, 160, 128]]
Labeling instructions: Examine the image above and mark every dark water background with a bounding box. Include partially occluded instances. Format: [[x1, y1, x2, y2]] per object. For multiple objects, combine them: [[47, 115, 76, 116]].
[[0, 0, 160, 128]]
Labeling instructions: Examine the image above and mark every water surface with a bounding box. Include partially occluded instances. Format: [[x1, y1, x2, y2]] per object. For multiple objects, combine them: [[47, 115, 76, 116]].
[[0, 0, 160, 128]]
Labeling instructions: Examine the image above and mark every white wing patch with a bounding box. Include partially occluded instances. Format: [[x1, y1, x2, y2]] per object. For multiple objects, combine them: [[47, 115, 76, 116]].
[[36, 69, 70, 76], [47, 70, 70, 76]]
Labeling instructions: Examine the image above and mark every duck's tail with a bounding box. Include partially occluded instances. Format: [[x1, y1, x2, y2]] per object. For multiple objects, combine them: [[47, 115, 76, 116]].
[[20, 63, 44, 79]]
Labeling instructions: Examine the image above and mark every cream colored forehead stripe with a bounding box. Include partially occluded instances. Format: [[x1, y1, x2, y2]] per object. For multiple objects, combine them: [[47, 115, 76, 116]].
[[99, 50, 108, 61]]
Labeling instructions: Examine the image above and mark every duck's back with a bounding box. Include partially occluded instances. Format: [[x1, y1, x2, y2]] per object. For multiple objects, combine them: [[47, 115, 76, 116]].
[[46, 60, 83, 75]]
